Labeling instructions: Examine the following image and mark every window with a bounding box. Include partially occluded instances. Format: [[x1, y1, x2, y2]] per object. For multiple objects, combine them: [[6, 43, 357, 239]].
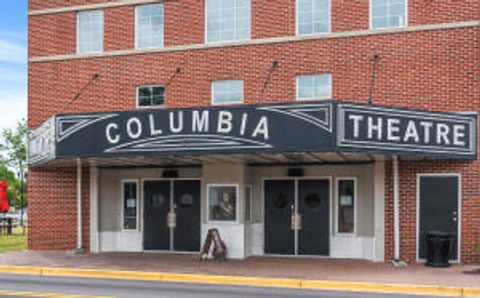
[[206, 0, 251, 43], [137, 85, 165, 107], [77, 10, 104, 54], [297, 0, 331, 35], [135, 4, 164, 49], [371, 0, 407, 29], [244, 185, 252, 222], [208, 184, 238, 222], [122, 180, 138, 230], [296, 74, 332, 100], [337, 179, 356, 234], [212, 80, 243, 104]]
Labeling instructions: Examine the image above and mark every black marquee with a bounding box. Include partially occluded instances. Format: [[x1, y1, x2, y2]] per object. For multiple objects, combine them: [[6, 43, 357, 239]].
[[28, 101, 477, 166]]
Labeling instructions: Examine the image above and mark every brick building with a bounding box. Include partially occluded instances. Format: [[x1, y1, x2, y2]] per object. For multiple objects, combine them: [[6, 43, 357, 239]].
[[27, 0, 479, 263]]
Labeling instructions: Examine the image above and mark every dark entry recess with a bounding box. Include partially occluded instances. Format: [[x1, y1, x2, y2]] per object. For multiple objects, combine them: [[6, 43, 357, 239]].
[[143, 180, 201, 252], [298, 179, 330, 255], [264, 180, 295, 255], [418, 175, 459, 260], [173, 180, 201, 252], [143, 180, 170, 250]]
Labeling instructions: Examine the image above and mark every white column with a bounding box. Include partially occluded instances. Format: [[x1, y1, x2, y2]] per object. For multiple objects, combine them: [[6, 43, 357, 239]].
[[76, 158, 83, 251], [89, 166, 99, 253], [373, 160, 385, 262], [393, 156, 400, 261]]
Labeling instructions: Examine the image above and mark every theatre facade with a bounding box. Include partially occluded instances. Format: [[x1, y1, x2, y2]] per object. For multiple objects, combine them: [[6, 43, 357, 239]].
[[27, 0, 479, 263]]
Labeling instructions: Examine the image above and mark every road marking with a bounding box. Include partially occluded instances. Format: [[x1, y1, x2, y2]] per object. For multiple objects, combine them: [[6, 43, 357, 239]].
[[0, 289, 112, 298]]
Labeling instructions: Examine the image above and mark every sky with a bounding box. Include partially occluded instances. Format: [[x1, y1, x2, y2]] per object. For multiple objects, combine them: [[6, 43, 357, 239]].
[[0, 1, 27, 135]]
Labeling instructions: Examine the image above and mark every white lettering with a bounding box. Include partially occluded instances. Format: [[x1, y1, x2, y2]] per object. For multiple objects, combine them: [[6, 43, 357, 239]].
[[387, 118, 400, 141], [403, 120, 419, 143], [106, 123, 120, 144], [349, 114, 364, 138], [252, 116, 269, 140], [126, 118, 142, 139], [217, 111, 233, 133], [170, 111, 184, 133], [240, 113, 248, 136], [453, 125, 466, 146], [436, 123, 450, 145], [192, 110, 209, 132], [368, 116, 383, 140], [149, 114, 162, 135], [419, 121, 433, 143]]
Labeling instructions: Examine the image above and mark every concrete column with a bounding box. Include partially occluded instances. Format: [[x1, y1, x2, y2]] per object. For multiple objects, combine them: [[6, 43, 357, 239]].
[[76, 158, 83, 251], [373, 160, 385, 262], [89, 166, 99, 253]]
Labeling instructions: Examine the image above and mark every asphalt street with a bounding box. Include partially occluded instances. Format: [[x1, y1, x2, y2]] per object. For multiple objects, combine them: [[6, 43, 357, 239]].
[[0, 273, 447, 298]]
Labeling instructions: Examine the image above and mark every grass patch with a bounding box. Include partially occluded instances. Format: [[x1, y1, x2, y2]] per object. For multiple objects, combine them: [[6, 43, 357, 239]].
[[0, 227, 27, 253]]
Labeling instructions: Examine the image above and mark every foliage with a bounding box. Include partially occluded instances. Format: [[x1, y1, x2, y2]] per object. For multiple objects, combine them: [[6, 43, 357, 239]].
[[0, 165, 20, 207], [0, 119, 27, 212]]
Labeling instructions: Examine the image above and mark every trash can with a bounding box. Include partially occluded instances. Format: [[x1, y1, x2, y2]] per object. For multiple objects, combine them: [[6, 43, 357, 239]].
[[425, 231, 451, 267]]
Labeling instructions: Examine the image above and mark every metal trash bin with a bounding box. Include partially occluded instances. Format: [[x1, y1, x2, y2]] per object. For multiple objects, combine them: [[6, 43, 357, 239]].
[[425, 231, 451, 267]]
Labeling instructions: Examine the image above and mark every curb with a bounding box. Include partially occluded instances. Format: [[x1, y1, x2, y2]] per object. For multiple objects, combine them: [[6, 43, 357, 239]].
[[0, 266, 478, 297]]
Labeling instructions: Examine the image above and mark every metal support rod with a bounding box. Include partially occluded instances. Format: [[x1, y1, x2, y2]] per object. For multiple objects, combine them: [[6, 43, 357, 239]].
[[257, 61, 279, 104], [76, 158, 83, 251], [393, 155, 400, 261], [59, 74, 99, 114]]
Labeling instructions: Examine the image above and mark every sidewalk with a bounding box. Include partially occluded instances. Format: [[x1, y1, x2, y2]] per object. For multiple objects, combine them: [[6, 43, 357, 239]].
[[0, 251, 478, 296]]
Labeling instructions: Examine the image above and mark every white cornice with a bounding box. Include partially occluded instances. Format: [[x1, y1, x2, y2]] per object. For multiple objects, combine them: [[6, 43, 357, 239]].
[[29, 20, 480, 63], [29, 0, 161, 16]]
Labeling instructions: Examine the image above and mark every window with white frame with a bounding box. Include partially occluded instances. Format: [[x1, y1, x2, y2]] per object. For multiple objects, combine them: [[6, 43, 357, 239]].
[[371, 0, 407, 29], [297, 0, 331, 35], [77, 10, 104, 54], [123, 181, 138, 230], [137, 85, 165, 107], [337, 179, 355, 234], [208, 185, 238, 222], [244, 185, 252, 222], [212, 80, 243, 104], [135, 4, 164, 49], [296, 74, 332, 100], [206, 0, 251, 43]]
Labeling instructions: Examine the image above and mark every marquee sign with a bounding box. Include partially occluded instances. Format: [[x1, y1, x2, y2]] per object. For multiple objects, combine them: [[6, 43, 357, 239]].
[[28, 101, 477, 166]]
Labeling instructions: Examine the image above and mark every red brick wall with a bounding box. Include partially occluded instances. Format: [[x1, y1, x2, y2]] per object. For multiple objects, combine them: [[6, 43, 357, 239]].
[[28, 0, 479, 261], [28, 167, 90, 251], [385, 161, 480, 264], [28, 27, 479, 127]]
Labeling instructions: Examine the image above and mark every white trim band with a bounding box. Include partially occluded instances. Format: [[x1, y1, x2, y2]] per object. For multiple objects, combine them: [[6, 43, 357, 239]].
[[29, 20, 480, 63]]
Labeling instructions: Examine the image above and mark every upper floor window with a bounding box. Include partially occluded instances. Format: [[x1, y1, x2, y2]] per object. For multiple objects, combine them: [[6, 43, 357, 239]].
[[297, 0, 331, 35], [212, 80, 244, 104], [296, 74, 332, 100], [135, 4, 164, 49], [371, 0, 407, 29], [77, 10, 104, 54], [206, 0, 251, 43], [137, 85, 165, 108]]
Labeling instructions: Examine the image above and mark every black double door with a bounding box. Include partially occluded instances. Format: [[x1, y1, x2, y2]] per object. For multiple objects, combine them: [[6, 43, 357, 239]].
[[418, 175, 459, 260], [264, 179, 330, 256], [144, 180, 201, 252]]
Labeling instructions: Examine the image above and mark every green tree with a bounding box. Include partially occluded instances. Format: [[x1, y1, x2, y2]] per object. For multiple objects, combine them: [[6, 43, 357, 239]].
[[0, 119, 27, 230], [0, 165, 21, 209]]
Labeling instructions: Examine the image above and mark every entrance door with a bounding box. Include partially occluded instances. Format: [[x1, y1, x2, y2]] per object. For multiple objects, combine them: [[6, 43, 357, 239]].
[[173, 180, 201, 252], [143, 181, 170, 250], [418, 175, 459, 260], [298, 179, 330, 256], [264, 180, 295, 255]]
